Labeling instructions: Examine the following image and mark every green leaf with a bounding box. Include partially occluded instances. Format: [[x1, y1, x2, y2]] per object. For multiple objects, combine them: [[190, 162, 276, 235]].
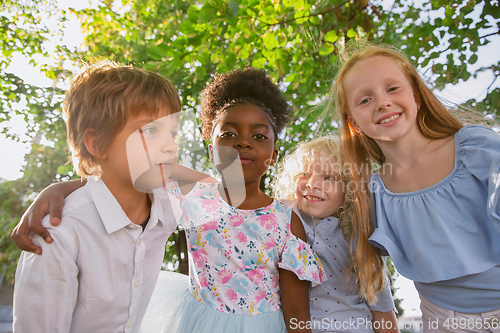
[[239, 44, 250, 59], [147, 45, 164, 60], [292, 50, 302, 63], [309, 16, 320, 25], [346, 28, 356, 38], [187, 5, 200, 23], [57, 164, 73, 175], [294, 0, 305, 10], [294, 9, 310, 24], [275, 48, 287, 60], [319, 43, 334, 56], [461, 70, 471, 81], [264, 32, 278, 49], [430, 0, 448, 10], [211, 52, 220, 63], [228, 0, 239, 18], [262, 5, 275, 16], [421, 57, 430, 68], [252, 56, 267, 68], [469, 54, 478, 65], [179, 20, 197, 36], [199, 3, 218, 23], [324, 30, 338, 43]]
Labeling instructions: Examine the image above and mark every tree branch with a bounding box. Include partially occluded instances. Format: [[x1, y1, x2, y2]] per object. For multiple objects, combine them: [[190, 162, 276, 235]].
[[479, 31, 499, 39], [486, 75, 498, 95]]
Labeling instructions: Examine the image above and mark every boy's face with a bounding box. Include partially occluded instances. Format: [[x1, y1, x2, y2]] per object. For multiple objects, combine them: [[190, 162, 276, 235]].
[[102, 110, 179, 192]]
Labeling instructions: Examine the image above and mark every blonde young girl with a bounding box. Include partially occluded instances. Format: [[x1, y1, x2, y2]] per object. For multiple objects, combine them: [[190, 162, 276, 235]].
[[272, 136, 398, 333], [333, 44, 500, 332]]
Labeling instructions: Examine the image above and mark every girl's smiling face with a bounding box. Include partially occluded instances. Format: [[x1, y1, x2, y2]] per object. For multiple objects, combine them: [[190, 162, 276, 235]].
[[294, 154, 344, 219], [210, 103, 278, 184], [343, 56, 421, 143]]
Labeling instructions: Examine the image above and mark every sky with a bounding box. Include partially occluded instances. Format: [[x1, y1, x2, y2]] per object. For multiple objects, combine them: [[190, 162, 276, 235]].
[[1, 0, 499, 318]]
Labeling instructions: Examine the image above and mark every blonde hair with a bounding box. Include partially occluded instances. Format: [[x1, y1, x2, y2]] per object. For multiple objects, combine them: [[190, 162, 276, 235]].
[[329, 43, 465, 304], [271, 136, 355, 272], [64, 60, 181, 176]]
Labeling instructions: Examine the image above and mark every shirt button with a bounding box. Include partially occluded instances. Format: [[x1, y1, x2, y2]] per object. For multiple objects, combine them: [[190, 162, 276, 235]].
[[134, 280, 140, 287], [137, 239, 142, 246], [127, 320, 132, 327]]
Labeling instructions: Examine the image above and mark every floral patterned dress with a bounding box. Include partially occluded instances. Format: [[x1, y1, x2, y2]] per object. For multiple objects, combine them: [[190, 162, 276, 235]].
[[142, 181, 326, 333]]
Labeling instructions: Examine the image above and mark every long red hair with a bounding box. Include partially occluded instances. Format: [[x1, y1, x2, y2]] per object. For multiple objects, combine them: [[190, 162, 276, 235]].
[[330, 44, 463, 303]]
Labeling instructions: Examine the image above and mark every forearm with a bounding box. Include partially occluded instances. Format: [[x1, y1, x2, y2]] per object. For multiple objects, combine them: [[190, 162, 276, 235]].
[[279, 269, 311, 333], [170, 164, 217, 183], [44, 178, 87, 198]]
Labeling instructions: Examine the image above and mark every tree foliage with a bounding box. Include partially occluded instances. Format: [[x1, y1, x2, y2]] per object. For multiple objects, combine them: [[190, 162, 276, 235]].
[[1, 1, 498, 314], [380, 0, 500, 114]]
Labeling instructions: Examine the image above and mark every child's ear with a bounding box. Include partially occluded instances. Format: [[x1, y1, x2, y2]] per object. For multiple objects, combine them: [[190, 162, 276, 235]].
[[413, 86, 422, 110], [347, 116, 362, 134], [83, 129, 106, 159], [270, 148, 279, 166], [208, 144, 214, 162]]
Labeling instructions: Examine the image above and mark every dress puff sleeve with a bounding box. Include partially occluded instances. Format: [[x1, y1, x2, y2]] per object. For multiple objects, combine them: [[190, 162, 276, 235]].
[[458, 125, 500, 233], [278, 235, 327, 287]]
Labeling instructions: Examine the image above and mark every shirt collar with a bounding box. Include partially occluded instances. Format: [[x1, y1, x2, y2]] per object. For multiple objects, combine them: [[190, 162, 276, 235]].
[[87, 177, 167, 234]]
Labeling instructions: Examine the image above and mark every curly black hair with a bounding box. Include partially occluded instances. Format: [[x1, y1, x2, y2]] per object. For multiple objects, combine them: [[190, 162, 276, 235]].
[[200, 67, 290, 140]]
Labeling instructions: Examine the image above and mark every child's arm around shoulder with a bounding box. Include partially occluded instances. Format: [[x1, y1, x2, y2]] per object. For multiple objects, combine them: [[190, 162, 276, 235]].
[[11, 179, 86, 254], [171, 164, 218, 195], [280, 211, 311, 332], [12, 165, 215, 253], [170, 164, 217, 184]]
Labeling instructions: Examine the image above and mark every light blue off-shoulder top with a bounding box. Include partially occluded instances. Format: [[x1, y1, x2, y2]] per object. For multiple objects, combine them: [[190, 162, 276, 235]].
[[369, 125, 500, 313]]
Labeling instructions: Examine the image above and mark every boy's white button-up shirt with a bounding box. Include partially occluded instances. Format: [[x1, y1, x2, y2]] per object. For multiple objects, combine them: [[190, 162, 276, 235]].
[[13, 178, 178, 333]]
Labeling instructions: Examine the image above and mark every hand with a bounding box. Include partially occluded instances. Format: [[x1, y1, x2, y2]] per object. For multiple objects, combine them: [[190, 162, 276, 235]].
[[11, 183, 66, 254]]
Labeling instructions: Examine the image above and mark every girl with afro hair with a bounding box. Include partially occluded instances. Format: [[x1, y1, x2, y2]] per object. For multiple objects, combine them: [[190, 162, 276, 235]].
[[142, 67, 326, 333]]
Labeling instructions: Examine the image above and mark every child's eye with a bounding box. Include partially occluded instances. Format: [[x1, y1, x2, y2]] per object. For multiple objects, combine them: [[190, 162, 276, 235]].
[[220, 132, 235, 138], [325, 175, 340, 181], [141, 127, 157, 135], [299, 172, 310, 177], [388, 86, 399, 92], [171, 131, 178, 139], [359, 97, 370, 105], [254, 133, 268, 140]]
